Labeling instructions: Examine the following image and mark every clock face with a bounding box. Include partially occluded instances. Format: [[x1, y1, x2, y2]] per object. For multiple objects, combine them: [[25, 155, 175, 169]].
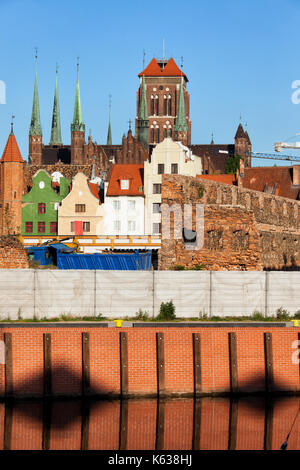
[[39, 181, 45, 189]]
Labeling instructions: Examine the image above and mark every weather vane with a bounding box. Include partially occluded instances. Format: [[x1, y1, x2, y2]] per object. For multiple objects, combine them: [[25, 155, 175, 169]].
[[77, 56, 80, 72], [109, 94, 112, 113], [143, 49, 146, 69], [127, 118, 132, 131], [34, 47, 38, 61], [56, 62, 59, 74], [11, 114, 15, 134]]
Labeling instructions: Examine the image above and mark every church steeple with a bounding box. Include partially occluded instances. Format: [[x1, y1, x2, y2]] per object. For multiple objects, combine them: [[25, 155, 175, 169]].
[[107, 95, 112, 145], [50, 67, 62, 145], [29, 53, 42, 137], [71, 59, 85, 133], [137, 75, 149, 149], [174, 77, 188, 133]]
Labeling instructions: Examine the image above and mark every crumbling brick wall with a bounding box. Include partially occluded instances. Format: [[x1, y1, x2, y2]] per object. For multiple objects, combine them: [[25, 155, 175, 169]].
[[159, 175, 300, 270], [0, 236, 29, 269]]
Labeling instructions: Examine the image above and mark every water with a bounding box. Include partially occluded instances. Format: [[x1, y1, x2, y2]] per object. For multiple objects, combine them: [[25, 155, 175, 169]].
[[0, 396, 300, 450]]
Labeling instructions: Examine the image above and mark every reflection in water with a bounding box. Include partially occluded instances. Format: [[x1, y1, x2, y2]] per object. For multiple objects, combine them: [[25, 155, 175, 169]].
[[0, 396, 300, 450]]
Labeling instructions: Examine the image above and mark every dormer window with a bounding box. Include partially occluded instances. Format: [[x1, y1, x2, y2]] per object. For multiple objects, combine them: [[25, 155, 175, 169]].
[[121, 179, 129, 190]]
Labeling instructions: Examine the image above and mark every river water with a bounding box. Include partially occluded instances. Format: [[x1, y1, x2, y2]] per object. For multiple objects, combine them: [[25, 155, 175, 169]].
[[0, 396, 300, 450]]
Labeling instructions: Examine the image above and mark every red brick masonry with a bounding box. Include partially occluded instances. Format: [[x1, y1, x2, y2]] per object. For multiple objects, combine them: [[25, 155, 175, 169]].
[[0, 325, 299, 398]]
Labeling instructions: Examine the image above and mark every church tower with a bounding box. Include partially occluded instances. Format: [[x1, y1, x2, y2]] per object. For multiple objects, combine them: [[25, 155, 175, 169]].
[[137, 75, 149, 149], [135, 57, 191, 146], [71, 61, 85, 164], [234, 122, 252, 168], [29, 53, 43, 165], [174, 77, 188, 145], [0, 121, 24, 235]]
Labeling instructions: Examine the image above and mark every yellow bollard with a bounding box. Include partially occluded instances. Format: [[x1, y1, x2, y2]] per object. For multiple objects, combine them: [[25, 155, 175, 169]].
[[114, 320, 123, 327], [293, 320, 299, 327]]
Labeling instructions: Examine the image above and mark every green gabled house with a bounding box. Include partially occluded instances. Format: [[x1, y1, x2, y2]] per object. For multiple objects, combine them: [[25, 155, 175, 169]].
[[22, 169, 70, 236]]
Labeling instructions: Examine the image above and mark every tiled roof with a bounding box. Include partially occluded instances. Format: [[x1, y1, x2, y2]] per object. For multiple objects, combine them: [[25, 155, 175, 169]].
[[242, 166, 300, 200], [88, 182, 100, 200], [138, 57, 188, 81], [197, 174, 237, 185], [1, 133, 24, 163], [106, 164, 144, 196], [235, 123, 245, 139]]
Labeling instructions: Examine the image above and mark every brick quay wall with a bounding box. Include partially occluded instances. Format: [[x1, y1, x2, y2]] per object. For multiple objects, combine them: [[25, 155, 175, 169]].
[[0, 324, 299, 398]]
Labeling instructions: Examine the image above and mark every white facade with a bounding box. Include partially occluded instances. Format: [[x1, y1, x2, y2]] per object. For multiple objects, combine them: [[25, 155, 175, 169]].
[[104, 196, 145, 235], [144, 137, 202, 235]]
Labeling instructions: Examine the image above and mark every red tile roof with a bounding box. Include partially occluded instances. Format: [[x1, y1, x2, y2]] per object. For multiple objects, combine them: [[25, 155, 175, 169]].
[[88, 182, 100, 200], [242, 166, 300, 200], [138, 57, 188, 81], [106, 164, 144, 196], [197, 174, 237, 185], [1, 133, 24, 163]]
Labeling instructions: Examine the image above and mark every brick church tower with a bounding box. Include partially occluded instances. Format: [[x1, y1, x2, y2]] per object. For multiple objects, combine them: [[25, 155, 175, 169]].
[[0, 123, 24, 235], [235, 123, 252, 168], [135, 57, 191, 146]]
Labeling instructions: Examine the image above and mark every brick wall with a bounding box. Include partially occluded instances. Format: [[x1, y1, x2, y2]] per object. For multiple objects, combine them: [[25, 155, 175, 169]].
[[0, 325, 299, 398], [159, 174, 300, 270], [0, 236, 29, 269]]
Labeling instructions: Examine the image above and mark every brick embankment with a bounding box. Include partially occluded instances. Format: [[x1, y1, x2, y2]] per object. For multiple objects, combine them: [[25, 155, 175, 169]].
[[0, 324, 299, 398]]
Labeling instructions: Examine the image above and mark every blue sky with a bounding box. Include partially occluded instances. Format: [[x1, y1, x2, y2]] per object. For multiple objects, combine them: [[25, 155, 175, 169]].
[[1, 0, 300, 166]]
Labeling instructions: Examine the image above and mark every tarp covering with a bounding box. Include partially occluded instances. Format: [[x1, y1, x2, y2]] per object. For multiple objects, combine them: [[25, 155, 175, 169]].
[[56, 250, 152, 270]]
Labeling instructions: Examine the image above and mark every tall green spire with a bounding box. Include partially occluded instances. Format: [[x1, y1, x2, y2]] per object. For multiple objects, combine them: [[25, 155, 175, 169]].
[[71, 60, 85, 132], [137, 75, 149, 149], [29, 54, 42, 136], [106, 94, 112, 145], [174, 77, 188, 132], [50, 68, 62, 145]]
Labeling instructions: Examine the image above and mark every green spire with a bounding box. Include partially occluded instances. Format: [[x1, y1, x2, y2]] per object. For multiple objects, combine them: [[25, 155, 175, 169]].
[[137, 75, 149, 149], [29, 55, 42, 136], [138, 75, 148, 121], [71, 60, 85, 133], [106, 95, 112, 145], [50, 68, 62, 145], [174, 77, 188, 132]]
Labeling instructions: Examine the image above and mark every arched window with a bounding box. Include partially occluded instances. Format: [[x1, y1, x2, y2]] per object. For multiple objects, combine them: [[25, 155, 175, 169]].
[[155, 95, 159, 115], [151, 127, 154, 142], [168, 95, 172, 116], [163, 95, 167, 115], [150, 95, 154, 115], [156, 127, 160, 143], [168, 128, 172, 137], [163, 126, 167, 138]]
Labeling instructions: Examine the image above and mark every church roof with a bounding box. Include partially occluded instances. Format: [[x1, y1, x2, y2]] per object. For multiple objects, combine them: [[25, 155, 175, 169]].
[[138, 57, 188, 81], [235, 123, 245, 139], [1, 132, 24, 163]]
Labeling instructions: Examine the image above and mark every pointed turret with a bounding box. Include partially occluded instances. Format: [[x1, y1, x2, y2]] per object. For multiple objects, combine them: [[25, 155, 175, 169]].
[[50, 69, 62, 145], [107, 96, 112, 145], [29, 57, 42, 137], [71, 62, 85, 133], [137, 75, 149, 149], [29, 53, 43, 165]]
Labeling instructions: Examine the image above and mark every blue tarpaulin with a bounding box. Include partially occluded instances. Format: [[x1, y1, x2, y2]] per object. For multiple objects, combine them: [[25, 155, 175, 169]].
[[55, 249, 152, 270]]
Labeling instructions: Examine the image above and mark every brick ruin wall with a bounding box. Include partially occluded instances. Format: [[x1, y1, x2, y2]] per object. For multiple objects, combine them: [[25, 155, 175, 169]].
[[0, 236, 29, 269], [159, 175, 300, 271]]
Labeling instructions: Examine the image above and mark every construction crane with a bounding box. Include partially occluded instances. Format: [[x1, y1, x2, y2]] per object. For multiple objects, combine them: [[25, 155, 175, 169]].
[[274, 133, 300, 152], [251, 152, 300, 162]]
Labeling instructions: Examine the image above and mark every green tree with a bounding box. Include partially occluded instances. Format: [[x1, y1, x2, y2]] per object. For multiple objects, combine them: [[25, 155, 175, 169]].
[[225, 154, 242, 174]]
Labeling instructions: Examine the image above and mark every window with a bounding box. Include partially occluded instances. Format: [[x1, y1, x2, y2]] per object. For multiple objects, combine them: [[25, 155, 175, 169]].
[[156, 127, 160, 143], [113, 200, 120, 211], [38, 222, 45, 233], [153, 184, 161, 194], [83, 222, 90, 233], [151, 95, 154, 115], [128, 200, 136, 211], [75, 204, 86, 213], [155, 95, 159, 115], [151, 128, 154, 142], [25, 222, 33, 233], [171, 163, 178, 174], [163, 127, 167, 138], [153, 223, 161, 234], [153, 203, 161, 213], [163, 96, 167, 115], [50, 222, 57, 234], [158, 164, 164, 174], [14, 191, 16, 199], [114, 220, 121, 232], [121, 179, 129, 190], [38, 203, 46, 214], [71, 222, 75, 232], [168, 95, 172, 116], [128, 221, 136, 232]]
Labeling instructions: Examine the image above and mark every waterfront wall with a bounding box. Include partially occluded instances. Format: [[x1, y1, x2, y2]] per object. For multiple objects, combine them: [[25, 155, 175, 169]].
[[0, 325, 300, 398], [1, 396, 300, 450], [0, 270, 300, 319]]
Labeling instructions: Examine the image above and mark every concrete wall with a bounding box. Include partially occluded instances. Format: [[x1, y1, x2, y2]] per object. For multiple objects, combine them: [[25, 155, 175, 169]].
[[0, 270, 299, 319]]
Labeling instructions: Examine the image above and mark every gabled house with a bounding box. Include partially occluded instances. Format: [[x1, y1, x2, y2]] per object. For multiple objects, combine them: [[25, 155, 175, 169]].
[[104, 164, 144, 235], [22, 169, 70, 236], [58, 172, 104, 236]]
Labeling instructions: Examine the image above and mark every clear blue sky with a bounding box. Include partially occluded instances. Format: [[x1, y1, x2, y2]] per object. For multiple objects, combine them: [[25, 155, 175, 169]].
[[1, 0, 300, 167]]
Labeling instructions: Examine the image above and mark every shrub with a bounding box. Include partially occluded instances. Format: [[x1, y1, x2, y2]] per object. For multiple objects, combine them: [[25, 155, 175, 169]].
[[199, 311, 208, 320], [294, 310, 300, 319], [189, 263, 205, 270], [173, 265, 185, 271], [157, 301, 176, 321], [197, 184, 205, 199], [252, 311, 265, 321], [276, 307, 290, 321], [135, 309, 150, 321]]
